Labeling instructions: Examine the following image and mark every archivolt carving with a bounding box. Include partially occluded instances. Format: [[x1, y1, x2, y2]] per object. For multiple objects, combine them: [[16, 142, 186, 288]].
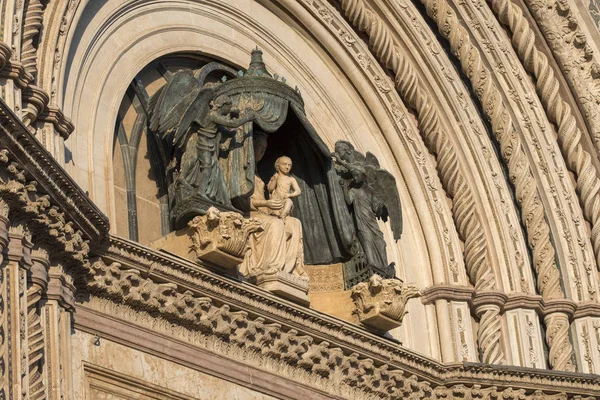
[[488, 0, 600, 277], [337, 0, 506, 365], [418, 0, 575, 370], [523, 0, 600, 154]]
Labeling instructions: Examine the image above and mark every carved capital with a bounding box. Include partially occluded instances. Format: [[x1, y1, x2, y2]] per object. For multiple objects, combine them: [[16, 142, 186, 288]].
[[351, 274, 420, 331], [29, 247, 49, 290], [46, 264, 75, 310]]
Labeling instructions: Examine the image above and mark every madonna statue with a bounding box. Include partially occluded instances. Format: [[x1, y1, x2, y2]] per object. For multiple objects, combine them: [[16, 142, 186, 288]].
[[238, 132, 306, 278]]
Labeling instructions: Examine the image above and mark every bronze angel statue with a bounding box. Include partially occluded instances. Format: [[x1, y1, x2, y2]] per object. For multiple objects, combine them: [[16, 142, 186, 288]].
[[148, 67, 256, 226], [331, 141, 402, 272]]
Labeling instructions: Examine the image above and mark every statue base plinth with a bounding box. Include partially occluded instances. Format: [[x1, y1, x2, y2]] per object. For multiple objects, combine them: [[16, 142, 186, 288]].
[[254, 271, 310, 306]]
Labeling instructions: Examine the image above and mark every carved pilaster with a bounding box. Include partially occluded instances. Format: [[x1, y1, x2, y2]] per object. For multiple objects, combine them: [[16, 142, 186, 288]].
[[505, 309, 545, 368], [43, 263, 74, 400], [2, 224, 33, 398], [0, 201, 8, 400]]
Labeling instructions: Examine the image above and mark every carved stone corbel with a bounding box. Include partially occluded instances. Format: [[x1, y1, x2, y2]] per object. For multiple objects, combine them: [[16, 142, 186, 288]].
[[188, 207, 263, 268], [351, 274, 420, 332], [150, 207, 262, 271]]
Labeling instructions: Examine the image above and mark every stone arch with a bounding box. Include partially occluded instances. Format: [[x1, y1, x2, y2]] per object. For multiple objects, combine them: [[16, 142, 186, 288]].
[[48, 0, 470, 359]]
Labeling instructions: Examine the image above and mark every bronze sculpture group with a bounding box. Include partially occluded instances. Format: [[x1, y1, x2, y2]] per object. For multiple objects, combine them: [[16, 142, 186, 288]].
[[147, 49, 402, 286]]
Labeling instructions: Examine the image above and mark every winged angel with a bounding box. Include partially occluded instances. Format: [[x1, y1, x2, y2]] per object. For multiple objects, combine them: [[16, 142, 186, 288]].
[[331, 141, 402, 271], [148, 70, 256, 210]]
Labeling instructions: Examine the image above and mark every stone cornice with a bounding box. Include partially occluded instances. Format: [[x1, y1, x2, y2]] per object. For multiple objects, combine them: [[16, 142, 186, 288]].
[[0, 98, 108, 243], [91, 236, 600, 397]]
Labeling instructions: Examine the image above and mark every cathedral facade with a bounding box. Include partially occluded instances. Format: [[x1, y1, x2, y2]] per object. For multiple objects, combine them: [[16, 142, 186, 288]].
[[1, 0, 600, 398]]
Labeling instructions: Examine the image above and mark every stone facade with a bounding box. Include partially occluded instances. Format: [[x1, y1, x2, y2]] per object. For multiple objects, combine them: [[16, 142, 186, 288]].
[[1, 0, 600, 398]]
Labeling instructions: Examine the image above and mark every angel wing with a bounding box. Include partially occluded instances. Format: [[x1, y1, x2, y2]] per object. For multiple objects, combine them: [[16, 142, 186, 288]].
[[147, 70, 203, 155], [172, 87, 214, 149], [365, 151, 380, 168], [365, 163, 403, 241]]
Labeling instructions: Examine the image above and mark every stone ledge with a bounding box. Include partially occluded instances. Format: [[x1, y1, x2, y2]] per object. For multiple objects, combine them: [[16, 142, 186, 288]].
[[99, 236, 600, 397]]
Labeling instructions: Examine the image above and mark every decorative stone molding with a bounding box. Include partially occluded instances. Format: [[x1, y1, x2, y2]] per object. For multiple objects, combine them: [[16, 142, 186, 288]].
[[336, 0, 493, 290], [0, 99, 107, 244], [80, 238, 600, 398], [37, 103, 74, 140], [351, 274, 419, 331], [523, 0, 600, 157], [0, 147, 92, 273], [336, 0, 507, 364], [188, 207, 262, 269], [488, 0, 600, 272], [418, 0, 574, 371], [0, 39, 73, 138]]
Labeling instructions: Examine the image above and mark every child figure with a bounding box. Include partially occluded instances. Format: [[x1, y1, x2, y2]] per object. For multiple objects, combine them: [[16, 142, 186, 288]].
[[267, 156, 301, 219]]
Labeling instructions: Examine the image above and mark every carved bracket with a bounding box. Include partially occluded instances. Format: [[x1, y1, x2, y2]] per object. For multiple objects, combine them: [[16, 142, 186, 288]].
[[188, 207, 262, 268], [351, 274, 420, 331]]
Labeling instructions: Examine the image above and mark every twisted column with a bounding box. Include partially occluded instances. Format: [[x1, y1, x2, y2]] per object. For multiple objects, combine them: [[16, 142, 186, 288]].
[[489, 0, 600, 271], [476, 304, 504, 364], [339, 0, 502, 364], [417, 0, 573, 370], [544, 312, 575, 371], [21, 0, 45, 79], [26, 283, 45, 400]]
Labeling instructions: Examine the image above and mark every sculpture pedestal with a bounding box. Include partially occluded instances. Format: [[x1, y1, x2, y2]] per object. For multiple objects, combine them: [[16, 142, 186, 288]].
[[254, 271, 310, 306]]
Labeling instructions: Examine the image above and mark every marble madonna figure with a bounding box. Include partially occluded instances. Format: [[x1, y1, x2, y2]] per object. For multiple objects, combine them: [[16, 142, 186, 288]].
[[239, 132, 306, 279]]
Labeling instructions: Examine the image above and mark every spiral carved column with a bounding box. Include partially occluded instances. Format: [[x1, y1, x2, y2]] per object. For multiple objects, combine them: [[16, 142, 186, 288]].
[[475, 304, 504, 364], [418, 0, 574, 370], [0, 201, 8, 400], [488, 0, 600, 271], [545, 312, 575, 371], [338, 0, 504, 364], [27, 248, 48, 400]]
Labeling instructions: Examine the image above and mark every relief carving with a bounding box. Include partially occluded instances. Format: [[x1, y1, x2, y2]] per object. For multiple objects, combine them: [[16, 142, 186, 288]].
[[188, 206, 262, 269], [336, 0, 504, 363], [418, 0, 574, 371], [351, 274, 419, 332]]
